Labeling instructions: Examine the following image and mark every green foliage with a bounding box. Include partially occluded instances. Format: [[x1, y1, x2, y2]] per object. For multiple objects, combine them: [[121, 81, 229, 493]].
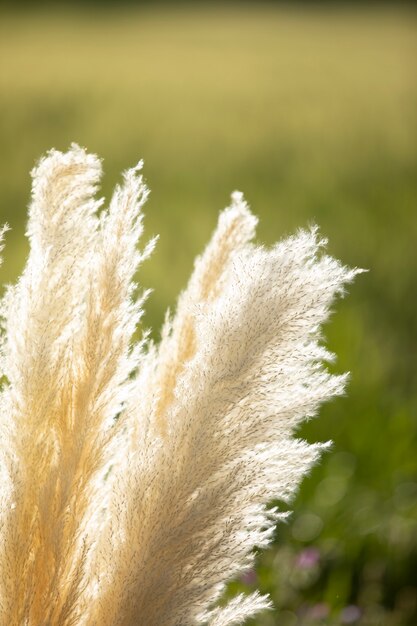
[[0, 4, 416, 624]]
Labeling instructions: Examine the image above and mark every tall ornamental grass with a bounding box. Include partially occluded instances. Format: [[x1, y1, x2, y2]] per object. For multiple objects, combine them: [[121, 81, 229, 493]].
[[0, 145, 359, 625]]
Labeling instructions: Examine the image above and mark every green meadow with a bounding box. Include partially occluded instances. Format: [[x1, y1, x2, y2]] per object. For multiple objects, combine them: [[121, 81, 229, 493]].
[[0, 4, 416, 625]]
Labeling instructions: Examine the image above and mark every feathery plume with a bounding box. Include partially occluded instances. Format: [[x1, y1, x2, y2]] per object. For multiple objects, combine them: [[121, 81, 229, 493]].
[[0, 145, 360, 626], [0, 145, 153, 625]]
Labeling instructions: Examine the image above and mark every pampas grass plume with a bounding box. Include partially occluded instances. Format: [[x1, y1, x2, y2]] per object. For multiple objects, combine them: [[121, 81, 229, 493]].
[[0, 145, 360, 625]]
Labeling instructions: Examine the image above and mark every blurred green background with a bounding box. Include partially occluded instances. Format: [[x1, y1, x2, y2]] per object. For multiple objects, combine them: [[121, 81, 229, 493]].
[[0, 2, 416, 625]]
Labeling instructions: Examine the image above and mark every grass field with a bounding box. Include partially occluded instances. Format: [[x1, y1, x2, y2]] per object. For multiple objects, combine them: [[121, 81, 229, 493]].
[[0, 4, 416, 625]]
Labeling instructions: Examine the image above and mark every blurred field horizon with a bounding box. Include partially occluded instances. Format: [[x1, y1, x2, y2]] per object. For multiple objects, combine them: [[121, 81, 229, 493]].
[[0, 2, 416, 625]]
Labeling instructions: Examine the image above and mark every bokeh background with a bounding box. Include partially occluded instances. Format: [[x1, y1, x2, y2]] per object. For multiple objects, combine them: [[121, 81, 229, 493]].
[[0, 1, 416, 625]]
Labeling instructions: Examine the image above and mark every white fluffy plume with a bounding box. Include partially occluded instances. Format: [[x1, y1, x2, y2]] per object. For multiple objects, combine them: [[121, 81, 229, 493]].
[[0, 145, 359, 626]]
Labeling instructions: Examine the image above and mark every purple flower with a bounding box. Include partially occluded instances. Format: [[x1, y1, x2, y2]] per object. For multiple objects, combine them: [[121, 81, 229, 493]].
[[296, 547, 320, 569], [341, 605, 362, 623]]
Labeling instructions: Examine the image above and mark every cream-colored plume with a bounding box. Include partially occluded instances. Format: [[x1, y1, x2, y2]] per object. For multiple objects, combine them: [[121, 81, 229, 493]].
[[0, 145, 359, 626]]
